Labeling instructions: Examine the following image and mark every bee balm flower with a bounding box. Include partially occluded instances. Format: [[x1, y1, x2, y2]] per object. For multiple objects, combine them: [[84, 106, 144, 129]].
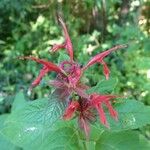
[[21, 16, 127, 137]]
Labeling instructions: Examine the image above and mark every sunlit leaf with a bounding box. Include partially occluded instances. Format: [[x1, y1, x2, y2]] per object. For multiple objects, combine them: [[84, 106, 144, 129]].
[[1, 91, 67, 149]]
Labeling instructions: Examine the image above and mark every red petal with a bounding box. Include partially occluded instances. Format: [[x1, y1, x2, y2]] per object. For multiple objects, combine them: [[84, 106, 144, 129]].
[[63, 101, 79, 120], [92, 94, 117, 103], [58, 17, 74, 61], [95, 103, 109, 128], [83, 44, 127, 70], [31, 66, 49, 88], [51, 43, 66, 52], [105, 101, 118, 121], [101, 60, 110, 80], [20, 56, 62, 73]]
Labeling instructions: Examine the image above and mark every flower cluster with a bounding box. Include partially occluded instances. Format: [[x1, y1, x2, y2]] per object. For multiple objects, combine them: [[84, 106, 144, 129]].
[[21, 17, 126, 137]]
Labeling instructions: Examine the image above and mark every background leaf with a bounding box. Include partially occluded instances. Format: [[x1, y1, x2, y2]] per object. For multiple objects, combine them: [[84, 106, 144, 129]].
[[58, 52, 70, 64], [95, 131, 150, 150], [87, 77, 118, 94], [94, 99, 150, 132]]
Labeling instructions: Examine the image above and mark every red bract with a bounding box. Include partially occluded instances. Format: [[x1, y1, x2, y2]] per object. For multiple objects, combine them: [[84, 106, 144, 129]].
[[21, 16, 126, 137]]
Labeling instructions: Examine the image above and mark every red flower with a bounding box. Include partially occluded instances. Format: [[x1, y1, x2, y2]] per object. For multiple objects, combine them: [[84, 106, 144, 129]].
[[21, 16, 127, 137], [91, 94, 118, 128]]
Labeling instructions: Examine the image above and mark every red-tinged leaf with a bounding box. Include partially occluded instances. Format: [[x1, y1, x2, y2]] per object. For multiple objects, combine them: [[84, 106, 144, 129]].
[[20, 56, 62, 73], [74, 88, 89, 99], [63, 101, 79, 120], [77, 83, 89, 90], [83, 44, 127, 70], [54, 88, 71, 101], [49, 80, 64, 88], [58, 16, 74, 61]]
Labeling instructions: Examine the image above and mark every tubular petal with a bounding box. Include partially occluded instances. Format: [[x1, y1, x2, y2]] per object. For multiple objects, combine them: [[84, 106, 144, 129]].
[[31, 66, 49, 88], [95, 104, 109, 128], [83, 44, 127, 70], [101, 60, 110, 80], [63, 101, 79, 120], [58, 16, 74, 61], [105, 101, 118, 121], [20, 56, 62, 73], [51, 43, 66, 52]]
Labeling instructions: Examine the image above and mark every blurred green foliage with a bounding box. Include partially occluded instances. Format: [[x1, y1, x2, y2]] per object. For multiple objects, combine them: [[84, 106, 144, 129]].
[[0, 0, 150, 146]]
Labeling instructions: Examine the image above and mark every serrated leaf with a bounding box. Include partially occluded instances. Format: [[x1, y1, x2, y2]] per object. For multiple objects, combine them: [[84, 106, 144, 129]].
[[94, 99, 150, 132], [1, 91, 67, 149], [87, 77, 118, 94], [35, 121, 81, 150], [95, 131, 150, 150]]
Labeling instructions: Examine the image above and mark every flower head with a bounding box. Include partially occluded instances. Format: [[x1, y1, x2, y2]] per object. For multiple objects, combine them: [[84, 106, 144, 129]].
[[21, 16, 127, 137]]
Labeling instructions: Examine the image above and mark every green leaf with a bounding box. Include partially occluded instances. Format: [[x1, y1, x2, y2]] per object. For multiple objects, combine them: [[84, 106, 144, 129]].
[[87, 77, 118, 94], [35, 121, 81, 150], [94, 99, 150, 132], [11, 91, 27, 112], [95, 131, 150, 150], [1, 91, 67, 149], [58, 52, 70, 64], [0, 115, 20, 150], [134, 57, 150, 70]]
